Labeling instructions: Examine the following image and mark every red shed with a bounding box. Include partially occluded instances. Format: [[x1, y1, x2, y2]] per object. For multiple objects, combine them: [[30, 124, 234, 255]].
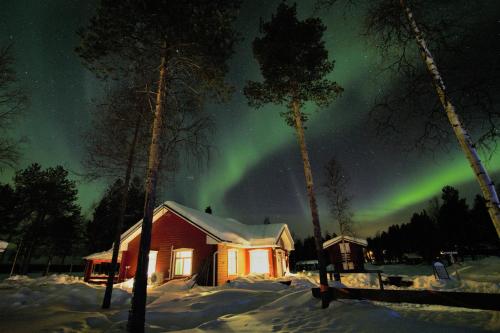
[[84, 201, 294, 286], [323, 235, 367, 272]]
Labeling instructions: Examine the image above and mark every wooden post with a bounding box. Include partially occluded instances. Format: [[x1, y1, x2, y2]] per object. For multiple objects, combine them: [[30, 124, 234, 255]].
[[377, 271, 384, 290]]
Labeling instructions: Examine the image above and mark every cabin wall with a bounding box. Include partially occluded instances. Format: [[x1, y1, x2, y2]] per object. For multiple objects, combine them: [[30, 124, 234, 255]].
[[216, 244, 247, 286], [326, 242, 366, 272], [217, 246, 279, 286], [123, 210, 216, 280]]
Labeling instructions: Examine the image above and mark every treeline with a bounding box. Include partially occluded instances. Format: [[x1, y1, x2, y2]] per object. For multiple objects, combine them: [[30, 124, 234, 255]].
[[0, 163, 146, 274], [367, 186, 500, 263], [289, 232, 337, 270]]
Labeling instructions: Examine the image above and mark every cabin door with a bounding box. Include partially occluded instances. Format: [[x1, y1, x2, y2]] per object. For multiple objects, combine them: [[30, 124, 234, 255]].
[[148, 250, 158, 277], [275, 249, 287, 277], [339, 242, 354, 270], [249, 249, 270, 274]]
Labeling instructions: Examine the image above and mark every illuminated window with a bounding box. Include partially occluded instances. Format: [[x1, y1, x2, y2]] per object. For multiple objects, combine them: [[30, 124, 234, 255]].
[[228, 249, 237, 275], [148, 251, 158, 277], [174, 249, 193, 276], [249, 249, 269, 274]]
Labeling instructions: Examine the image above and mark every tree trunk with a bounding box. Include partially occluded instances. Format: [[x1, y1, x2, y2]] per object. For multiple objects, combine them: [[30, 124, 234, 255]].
[[9, 238, 22, 277], [127, 54, 167, 333], [45, 254, 52, 276], [400, 0, 500, 239], [291, 100, 330, 308], [20, 211, 46, 274], [103, 98, 145, 310], [21, 241, 34, 275]]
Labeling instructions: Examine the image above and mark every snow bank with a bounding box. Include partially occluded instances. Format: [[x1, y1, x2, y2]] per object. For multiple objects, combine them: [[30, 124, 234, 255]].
[[315, 257, 500, 294], [0, 274, 130, 333], [0, 260, 498, 333], [181, 289, 498, 333]]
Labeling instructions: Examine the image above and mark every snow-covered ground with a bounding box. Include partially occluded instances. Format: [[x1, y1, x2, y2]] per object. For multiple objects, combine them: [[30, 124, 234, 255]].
[[317, 256, 500, 294], [0, 257, 498, 332]]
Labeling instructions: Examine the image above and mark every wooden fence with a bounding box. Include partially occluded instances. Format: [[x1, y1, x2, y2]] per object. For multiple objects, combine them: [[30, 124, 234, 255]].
[[311, 287, 500, 311]]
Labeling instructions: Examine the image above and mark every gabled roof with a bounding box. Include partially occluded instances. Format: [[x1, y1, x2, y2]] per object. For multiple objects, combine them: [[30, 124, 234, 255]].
[[89, 201, 294, 259], [84, 250, 122, 260], [323, 235, 368, 249]]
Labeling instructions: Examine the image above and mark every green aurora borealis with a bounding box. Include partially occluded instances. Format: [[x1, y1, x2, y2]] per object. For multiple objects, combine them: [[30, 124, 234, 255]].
[[1, 0, 499, 237]]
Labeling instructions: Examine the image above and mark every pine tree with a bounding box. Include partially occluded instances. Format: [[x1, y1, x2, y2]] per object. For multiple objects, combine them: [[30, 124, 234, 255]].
[[12, 164, 81, 274], [77, 1, 239, 330], [244, 3, 343, 308], [0, 183, 21, 264], [86, 178, 146, 254]]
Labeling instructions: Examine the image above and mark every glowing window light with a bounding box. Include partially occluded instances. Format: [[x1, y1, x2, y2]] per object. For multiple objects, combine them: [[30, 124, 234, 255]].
[[147, 251, 158, 277], [174, 250, 193, 276], [249, 249, 269, 274], [228, 249, 237, 275]]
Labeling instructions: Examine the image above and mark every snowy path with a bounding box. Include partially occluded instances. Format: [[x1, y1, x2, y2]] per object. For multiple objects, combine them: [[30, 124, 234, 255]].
[[0, 258, 499, 332]]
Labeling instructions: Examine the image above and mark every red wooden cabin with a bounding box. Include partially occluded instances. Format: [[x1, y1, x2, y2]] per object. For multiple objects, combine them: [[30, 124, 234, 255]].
[[84, 201, 294, 286]]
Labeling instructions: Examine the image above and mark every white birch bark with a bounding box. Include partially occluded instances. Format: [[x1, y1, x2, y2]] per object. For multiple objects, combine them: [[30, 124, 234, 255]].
[[400, 0, 500, 238]]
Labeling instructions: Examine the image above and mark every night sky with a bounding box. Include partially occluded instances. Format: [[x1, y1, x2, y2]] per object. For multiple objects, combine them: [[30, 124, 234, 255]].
[[1, 0, 499, 238]]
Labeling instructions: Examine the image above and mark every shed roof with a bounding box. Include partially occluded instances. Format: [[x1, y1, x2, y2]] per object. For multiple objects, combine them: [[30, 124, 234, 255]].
[[323, 235, 368, 249]]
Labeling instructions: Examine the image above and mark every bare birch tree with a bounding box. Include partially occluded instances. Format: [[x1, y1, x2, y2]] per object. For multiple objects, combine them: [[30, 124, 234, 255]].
[[317, 0, 500, 238], [324, 158, 354, 237], [84, 82, 213, 309], [0, 44, 27, 170]]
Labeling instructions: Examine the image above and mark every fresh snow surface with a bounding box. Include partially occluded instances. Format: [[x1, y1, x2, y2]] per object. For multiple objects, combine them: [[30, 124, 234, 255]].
[[120, 201, 291, 249], [165, 201, 290, 247], [319, 256, 500, 294], [0, 258, 499, 332]]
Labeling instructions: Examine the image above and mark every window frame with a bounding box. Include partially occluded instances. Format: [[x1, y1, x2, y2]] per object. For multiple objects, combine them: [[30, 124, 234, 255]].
[[173, 248, 194, 277], [227, 248, 238, 276], [249, 249, 270, 274]]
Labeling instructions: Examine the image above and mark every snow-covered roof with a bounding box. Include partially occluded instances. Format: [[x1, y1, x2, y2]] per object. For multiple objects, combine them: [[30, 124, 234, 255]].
[[162, 201, 294, 250], [403, 252, 424, 259], [86, 201, 294, 260], [296, 260, 319, 265], [0, 241, 8, 252], [323, 235, 368, 249], [83, 250, 122, 261]]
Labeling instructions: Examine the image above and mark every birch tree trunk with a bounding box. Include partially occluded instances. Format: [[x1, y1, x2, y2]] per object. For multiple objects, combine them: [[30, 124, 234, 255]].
[[9, 238, 22, 277], [127, 54, 167, 333], [102, 106, 144, 309], [291, 100, 330, 308], [400, 0, 500, 238]]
